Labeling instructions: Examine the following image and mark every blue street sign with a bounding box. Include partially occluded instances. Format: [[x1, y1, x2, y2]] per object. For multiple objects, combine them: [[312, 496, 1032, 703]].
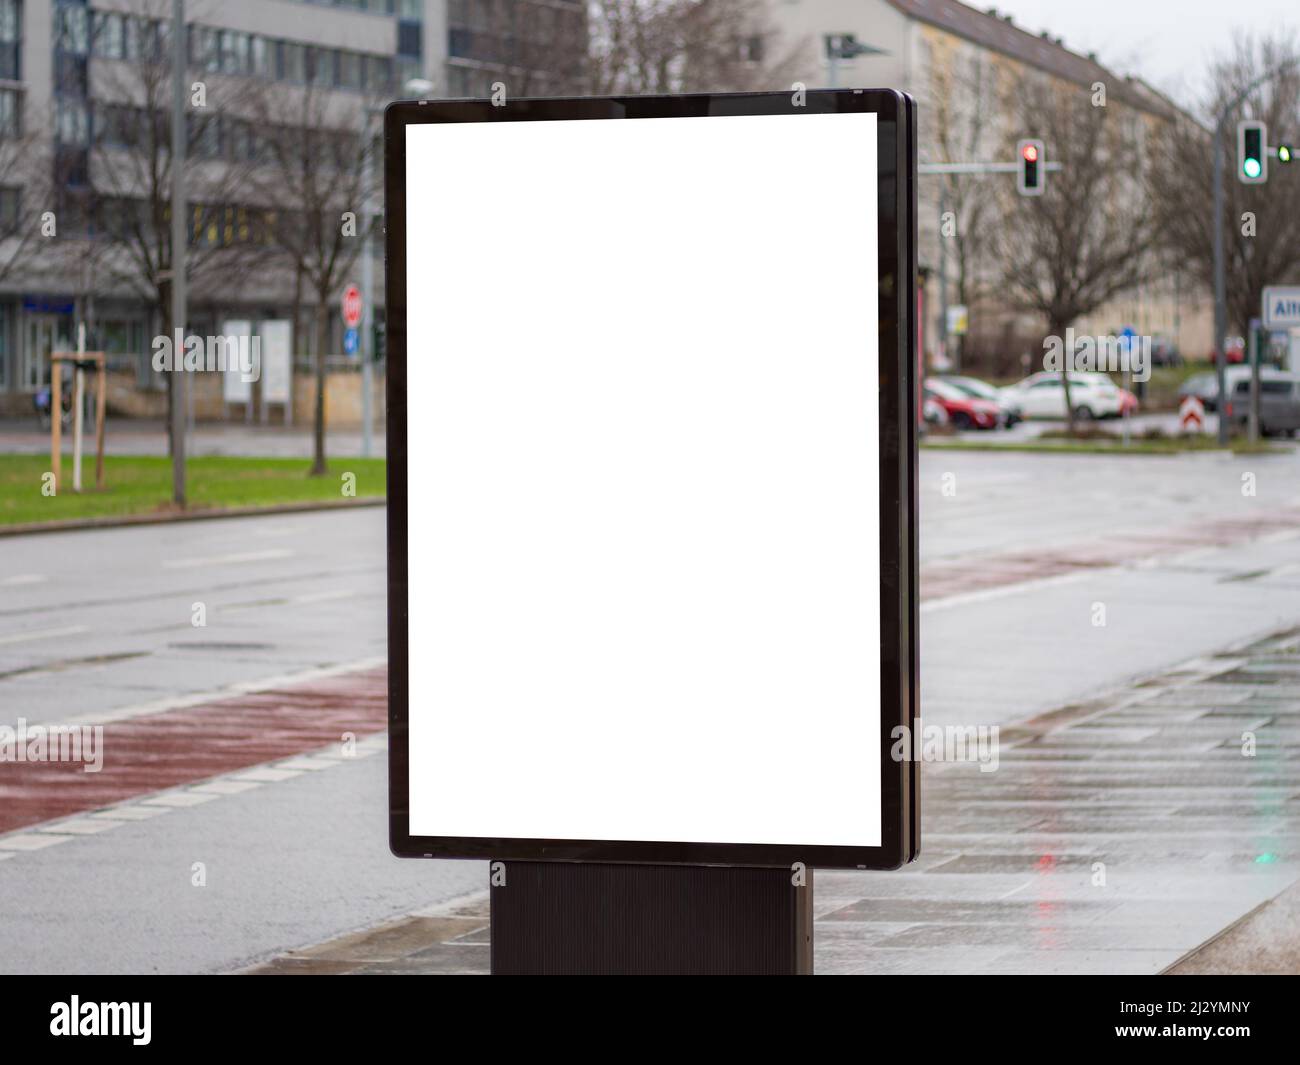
[[344, 327, 359, 356]]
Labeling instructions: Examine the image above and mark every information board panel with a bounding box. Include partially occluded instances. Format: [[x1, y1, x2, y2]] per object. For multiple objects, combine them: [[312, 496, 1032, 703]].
[[386, 91, 918, 869], [220, 319, 252, 404]]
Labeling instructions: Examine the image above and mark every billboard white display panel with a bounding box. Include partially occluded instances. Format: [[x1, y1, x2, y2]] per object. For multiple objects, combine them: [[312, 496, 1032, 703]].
[[387, 92, 917, 869]]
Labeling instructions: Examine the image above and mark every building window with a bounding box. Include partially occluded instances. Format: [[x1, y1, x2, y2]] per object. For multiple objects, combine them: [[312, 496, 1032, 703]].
[[396, 55, 421, 89], [0, 0, 20, 80], [250, 35, 274, 78], [337, 50, 361, 90], [308, 46, 335, 87], [0, 185, 18, 231], [364, 54, 392, 92], [397, 20, 421, 57], [93, 11, 126, 60], [192, 25, 220, 72], [54, 1, 89, 56], [221, 30, 250, 74], [189, 112, 220, 158], [0, 88, 19, 136], [281, 41, 306, 83], [56, 97, 89, 144]]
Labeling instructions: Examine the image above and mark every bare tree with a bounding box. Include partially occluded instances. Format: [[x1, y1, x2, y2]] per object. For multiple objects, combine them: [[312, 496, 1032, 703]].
[[1148, 32, 1300, 344], [586, 0, 802, 95], [992, 71, 1158, 432], [247, 81, 375, 476], [86, 0, 271, 447], [924, 48, 1001, 367]]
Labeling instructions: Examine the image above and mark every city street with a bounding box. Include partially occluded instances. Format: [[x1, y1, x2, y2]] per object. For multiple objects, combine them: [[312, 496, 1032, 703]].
[[3, 446, 1299, 972]]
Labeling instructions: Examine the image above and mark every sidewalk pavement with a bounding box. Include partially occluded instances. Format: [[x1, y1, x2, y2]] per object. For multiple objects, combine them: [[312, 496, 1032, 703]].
[[0, 418, 386, 459], [245, 625, 1300, 975]]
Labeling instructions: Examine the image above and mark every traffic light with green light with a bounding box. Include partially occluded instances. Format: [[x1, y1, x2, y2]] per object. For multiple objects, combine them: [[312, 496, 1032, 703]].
[[1016, 138, 1045, 197], [1278, 143, 1294, 165], [1238, 119, 1267, 184]]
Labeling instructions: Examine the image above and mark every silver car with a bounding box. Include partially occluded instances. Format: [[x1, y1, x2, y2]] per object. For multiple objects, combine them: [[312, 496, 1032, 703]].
[[1227, 373, 1300, 436]]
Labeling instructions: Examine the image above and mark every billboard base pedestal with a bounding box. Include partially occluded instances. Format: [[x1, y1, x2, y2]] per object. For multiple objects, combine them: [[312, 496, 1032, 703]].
[[489, 861, 813, 975]]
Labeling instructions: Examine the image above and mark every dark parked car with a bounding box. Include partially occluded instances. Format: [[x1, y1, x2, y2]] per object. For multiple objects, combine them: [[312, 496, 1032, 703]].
[[1179, 368, 1254, 412], [1225, 373, 1300, 436]]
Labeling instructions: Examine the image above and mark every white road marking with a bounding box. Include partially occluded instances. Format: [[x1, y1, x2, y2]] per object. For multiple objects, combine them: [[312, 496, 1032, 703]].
[[140, 792, 220, 808], [920, 571, 1091, 614], [275, 756, 337, 771], [0, 574, 47, 587], [233, 767, 303, 783], [1258, 529, 1300, 545], [161, 548, 295, 569], [0, 832, 74, 851], [293, 589, 357, 604], [34, 818, 121, 835], [189, 780, 263, 796], [90, 806, 169, 821], [0, 625, 88, 646]]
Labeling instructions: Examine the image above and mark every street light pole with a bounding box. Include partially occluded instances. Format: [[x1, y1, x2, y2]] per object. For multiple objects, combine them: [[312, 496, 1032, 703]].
[[170, 0, 187, 503]]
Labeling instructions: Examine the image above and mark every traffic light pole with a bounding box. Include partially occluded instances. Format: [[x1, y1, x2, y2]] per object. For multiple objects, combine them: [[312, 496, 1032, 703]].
[[1213, 122, 1229, 445], [1210, 58, 1299, 446]]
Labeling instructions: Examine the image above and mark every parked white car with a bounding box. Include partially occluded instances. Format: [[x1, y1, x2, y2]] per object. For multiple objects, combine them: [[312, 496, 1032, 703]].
[[999, 372, 1125, 420]]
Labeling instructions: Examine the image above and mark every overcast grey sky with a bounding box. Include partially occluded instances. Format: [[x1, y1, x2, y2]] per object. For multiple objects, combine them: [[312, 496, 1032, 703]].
[[990, 0, 1298, 104]]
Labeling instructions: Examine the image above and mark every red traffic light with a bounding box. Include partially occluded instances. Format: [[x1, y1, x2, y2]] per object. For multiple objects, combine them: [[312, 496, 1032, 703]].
[[1016, 138, 1045, 197]]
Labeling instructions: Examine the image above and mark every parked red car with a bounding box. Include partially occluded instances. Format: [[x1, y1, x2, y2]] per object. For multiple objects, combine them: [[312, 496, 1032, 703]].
[[923, 380, 1002, 430]]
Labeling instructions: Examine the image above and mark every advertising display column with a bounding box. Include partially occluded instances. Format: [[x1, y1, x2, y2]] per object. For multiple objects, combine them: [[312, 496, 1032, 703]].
[[386, 91, 918, 974]]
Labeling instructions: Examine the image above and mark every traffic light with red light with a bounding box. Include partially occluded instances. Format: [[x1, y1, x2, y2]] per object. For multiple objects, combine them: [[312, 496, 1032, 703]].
[[1017, 138, 1044, 197]]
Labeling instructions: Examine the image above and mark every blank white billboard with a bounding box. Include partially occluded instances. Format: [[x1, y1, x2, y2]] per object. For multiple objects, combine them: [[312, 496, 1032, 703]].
[[404, 111, 881, 848]]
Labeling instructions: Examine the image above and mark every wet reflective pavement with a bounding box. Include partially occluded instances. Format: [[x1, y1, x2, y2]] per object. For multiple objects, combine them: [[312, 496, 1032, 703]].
[[249, 627, 1300, 975], [813, 627, 1300, 973]]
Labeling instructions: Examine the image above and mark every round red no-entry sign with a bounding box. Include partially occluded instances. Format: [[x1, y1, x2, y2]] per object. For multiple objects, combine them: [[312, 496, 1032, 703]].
[[342, 284, 362, 328]]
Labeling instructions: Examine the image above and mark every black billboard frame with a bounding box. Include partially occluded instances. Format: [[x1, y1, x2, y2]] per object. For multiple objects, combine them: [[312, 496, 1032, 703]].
[[385, 89, 919, 874]]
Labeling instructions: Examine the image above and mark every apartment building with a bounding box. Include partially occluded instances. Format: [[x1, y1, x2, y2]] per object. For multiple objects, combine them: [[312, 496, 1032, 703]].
[[767, 0, 1213, 368]]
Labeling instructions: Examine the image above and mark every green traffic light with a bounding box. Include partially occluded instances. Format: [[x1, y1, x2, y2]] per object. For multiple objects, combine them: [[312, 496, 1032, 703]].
[[1280, 144, 1293, 164], [1244, 157, 1262, 178]]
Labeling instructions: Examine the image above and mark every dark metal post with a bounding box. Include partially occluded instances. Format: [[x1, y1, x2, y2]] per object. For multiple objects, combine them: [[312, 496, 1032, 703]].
[[1213, 116, 1228, 446], [490, 863, 813, 975], [170, 0, 187, 502]]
